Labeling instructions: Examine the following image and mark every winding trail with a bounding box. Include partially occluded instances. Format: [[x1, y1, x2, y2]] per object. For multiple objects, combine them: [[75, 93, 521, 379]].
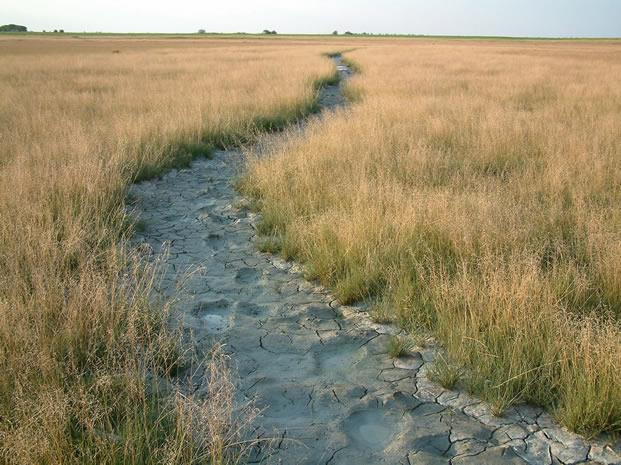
[[129, 58, 620, 465]]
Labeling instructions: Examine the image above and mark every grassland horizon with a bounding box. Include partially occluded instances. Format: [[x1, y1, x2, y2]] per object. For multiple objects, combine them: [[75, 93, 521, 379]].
[[4, 30, 621, 41], [0, 33, 619, 465]]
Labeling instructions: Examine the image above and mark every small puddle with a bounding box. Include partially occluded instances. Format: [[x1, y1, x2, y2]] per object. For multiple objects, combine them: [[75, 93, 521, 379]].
[[201, 314, 229, 334], [344, 409, 400, 450], [193, 299, 232, 334]]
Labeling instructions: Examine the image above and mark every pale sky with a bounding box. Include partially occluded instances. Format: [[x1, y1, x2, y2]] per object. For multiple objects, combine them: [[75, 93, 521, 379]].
[[3, 0, 620, 37]]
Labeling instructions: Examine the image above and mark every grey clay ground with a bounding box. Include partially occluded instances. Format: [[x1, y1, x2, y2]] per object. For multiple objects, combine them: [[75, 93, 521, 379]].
[[129, 58, 620, 465]]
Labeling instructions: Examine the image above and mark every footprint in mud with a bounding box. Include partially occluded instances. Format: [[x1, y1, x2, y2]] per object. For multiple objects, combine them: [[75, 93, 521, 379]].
[[201, 314, 229, 334], [318, 343, 365, 380], [193, 298, 230, 313], [196, 208, 228, 224], [303, 303, 338, 320], [260, 333, 293, 353], [193, 298, 232, 335], [204, 232, 224, 249], [344, 409, 401, 450], [234, 301, 269, 317], [318, 339, 401, 388], [235, 267, 262, 283]]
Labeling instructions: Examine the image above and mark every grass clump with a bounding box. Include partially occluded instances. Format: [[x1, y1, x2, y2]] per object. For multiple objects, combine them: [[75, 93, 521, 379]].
[[313, 69, 341, 90], [176, 141, 215, 159], [334, 267, 381, 304], [370, 301, 394, 324], [387, 336, 413, 359], [257, 235, 283, 254], [427, 354, 462, 390]]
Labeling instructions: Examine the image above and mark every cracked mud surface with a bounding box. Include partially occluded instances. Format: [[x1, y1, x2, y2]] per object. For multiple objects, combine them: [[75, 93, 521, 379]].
[[129, 58, 620, 465]]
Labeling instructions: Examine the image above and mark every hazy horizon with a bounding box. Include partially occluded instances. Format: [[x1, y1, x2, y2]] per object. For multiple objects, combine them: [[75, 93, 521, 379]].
[[2, 0, 621, 38]]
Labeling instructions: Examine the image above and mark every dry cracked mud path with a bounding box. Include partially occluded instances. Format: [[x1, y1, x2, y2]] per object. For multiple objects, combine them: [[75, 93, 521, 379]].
[[129, 58, 621, 465]]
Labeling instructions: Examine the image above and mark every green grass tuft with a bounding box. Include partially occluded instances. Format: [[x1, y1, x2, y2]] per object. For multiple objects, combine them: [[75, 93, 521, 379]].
[[428, 354, 462, 390], [257, 236, 282, 254], [387, 335, 412, 359]]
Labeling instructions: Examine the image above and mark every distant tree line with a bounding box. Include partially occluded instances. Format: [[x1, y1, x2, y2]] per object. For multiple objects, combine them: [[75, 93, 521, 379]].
[[0, 25, 67, 33], [191, 29, 419, 37], [0, 24, 27, 32]]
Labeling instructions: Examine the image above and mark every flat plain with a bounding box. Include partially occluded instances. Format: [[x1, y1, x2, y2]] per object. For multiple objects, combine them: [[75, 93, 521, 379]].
[[1, 34, 620, 464]]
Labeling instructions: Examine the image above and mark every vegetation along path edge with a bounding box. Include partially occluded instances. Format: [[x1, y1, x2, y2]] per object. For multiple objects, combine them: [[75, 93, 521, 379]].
[[129, 55, 621, 465]]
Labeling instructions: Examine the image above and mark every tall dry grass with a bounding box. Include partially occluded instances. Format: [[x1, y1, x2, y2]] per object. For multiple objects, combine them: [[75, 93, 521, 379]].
[[0, 36, 338, 464], [243, 40, 621, 436]]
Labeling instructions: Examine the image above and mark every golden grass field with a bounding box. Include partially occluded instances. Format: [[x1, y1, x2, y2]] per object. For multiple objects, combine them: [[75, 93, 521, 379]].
[[0, 36, 339, 464], [243, 39, 621, 436], [1, 33, 620, 464]]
